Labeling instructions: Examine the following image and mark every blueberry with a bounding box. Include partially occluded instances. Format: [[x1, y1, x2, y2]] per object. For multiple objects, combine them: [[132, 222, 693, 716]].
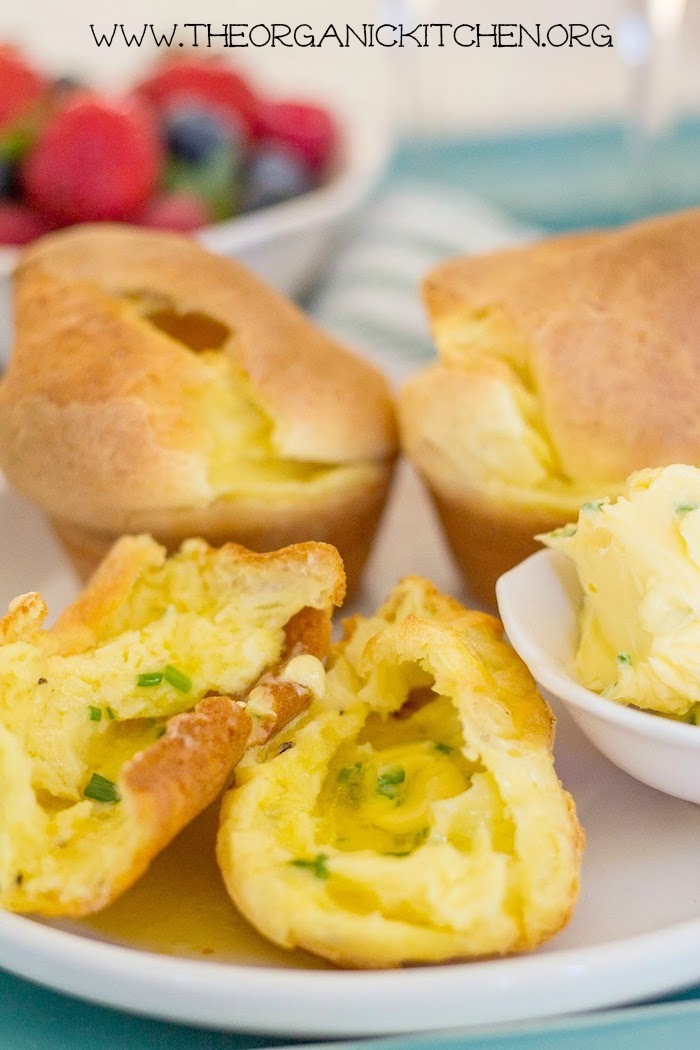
[[0, 156, 15, 198], [165, 107, 239, 163], [53, 74, 83, 93], [242, 145, 313, 213]]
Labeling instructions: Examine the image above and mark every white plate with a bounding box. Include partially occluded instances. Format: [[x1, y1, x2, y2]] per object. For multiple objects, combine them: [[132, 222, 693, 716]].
[[0, 465, 699, 1038]]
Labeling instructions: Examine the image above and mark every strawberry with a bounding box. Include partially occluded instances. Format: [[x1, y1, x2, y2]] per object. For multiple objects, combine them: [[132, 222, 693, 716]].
[[0, 202, 53, 245], [21, 92, 162, 223], [137, 190, 210, 233], [138, 59, 259, 139], [0, 46, 46, 133], [254, 100, 339, 174]]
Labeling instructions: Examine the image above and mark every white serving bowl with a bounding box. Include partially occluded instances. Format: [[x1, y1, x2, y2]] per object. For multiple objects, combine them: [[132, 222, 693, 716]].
[[0, 105, 391, 368], [496, 548, 700, 805]]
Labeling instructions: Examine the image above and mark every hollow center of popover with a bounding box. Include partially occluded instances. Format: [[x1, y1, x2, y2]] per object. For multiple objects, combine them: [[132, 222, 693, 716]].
[[145, 307, 231, 352], [314, 674, 513, 859], [121, 290, 362, 494]]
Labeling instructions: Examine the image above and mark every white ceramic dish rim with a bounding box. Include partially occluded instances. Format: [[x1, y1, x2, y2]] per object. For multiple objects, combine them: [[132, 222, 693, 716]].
[[0, 102, 390, 278], [1, 906, 699, 1035], [496, 549, 700, 751]]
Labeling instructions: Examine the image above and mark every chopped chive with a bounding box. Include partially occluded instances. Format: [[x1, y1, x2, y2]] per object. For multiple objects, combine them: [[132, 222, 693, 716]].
[[88, 705, 102, 722], [290, 854, 330, 880], [338, 763, 363, 783], [137, 672, 163, 687], [278, 741, 294, 754], [155, 725, 167, 739], [617, 652, 632, 667], [382, 827, 430, 856], [163, 664, 192, 693], [434, 742, 453, 754], [581, 499, 605, 513], [84, 773, 120, 804], [337, 762, 364, 804], [549, 524, 577, 539], [675, 503, 699, 516], [106, 706, 116, 721], [377, 766, 406, 800]]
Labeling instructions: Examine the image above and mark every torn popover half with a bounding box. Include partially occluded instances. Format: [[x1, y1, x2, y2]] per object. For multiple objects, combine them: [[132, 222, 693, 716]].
[[0, 534, 344, 916], [399, 209, 700, 604], [218, 577, 582, 968], [0, 225, 397, 595]]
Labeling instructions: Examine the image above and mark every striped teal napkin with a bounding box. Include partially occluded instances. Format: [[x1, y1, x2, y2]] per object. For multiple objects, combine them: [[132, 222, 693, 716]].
[[310, 183, 538, 382]]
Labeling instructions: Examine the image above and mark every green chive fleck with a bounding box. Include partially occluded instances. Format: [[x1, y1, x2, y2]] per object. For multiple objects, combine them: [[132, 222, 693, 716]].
[[338, 762, 363, 783], [549, 524, 577, 539], [84, 773, 120, 804], [163, 665, 192, 693], [382, 827, 429, 856], [377, 766, 406, 800], [617, 652, 632, 667], [337, 762, 364, 804], [290, 854, 330, 880], [581, 500, 605, 513], [675, 504, 699, 516], [88, 705, 102, 722], [155, 725, 167, 739], [137, 672, 163, 687], [434, 742, 453, 754], [106, 706, 116, 721]]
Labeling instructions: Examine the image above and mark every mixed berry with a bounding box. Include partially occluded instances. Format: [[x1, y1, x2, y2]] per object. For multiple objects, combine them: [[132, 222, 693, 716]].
[[0, 46, 340, 245]]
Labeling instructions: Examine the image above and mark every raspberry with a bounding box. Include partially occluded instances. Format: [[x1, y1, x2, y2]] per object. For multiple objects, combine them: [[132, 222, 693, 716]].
[[254, 100, 339, 174], [138, 59, 259, 139], [0, 202, 52, 245], [0, 46, 46, 132], [22, 92, 162, 223], [137, 191, 210, 233]]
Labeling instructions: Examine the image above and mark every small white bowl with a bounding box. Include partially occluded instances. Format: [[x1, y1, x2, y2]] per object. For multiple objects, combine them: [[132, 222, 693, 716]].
[[0, 104, 391, 368], [496, 549, 700, 805]]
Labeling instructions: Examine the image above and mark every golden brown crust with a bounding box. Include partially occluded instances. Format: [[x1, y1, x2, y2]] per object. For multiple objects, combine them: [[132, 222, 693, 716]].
[[218, 575, 583, 967], [422, 210, 700, 481], [0, 592, 48, 644], [86, 695, 252, 916], [233, 605, 334, 748], [0, 225, 396, 597], [401, 210, 700, 603], [98, 604, 338, 914], [424, 484, 572, 609], [53, 534, 346, 651], [48, 461, 392, 599], [2, 223, 396, 464], [0, 534, 345, 917]]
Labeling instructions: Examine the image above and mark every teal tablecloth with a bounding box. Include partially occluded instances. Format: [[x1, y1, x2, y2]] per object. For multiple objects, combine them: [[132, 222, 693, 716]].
[[1, 969, 698, 1049], [3, 125, 699, 1048]]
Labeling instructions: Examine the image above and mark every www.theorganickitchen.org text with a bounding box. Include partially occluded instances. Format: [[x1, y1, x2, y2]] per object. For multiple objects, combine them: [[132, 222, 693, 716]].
[[90, 22, 614, 50]]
